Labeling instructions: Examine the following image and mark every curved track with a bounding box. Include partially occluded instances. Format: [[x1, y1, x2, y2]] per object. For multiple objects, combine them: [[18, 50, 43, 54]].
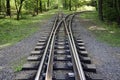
[[15, 13, 101, 80]]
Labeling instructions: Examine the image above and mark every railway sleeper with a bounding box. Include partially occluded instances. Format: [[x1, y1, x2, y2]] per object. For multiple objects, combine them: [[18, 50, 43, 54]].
[[55, 39, 66, 42], [82, 63, 96, 73], [55, 42, 68, 45], [22, 61, 40, 70], [77, 42, 85, 46], [41, 72, 75, 80], [52, 71, 75, 80], [30, 50, 43, 55], [53, 62, 73, 70], [54, 50, 70, 55], [54, 55, 72, 61], [35, 45, 45, 50], [77, 46, 86, 50], [39, 39, 46, 42], [80, 56, 91, 64], [40, 36, 48, 39], [36, 42, 46, 46], [78, 50, 88, 57], [15, 70, 37, 80], [55, 45, 69, 49], [85, 72, 103, 80], [76, 39, 83, 43], [27, 55, 41, 61]]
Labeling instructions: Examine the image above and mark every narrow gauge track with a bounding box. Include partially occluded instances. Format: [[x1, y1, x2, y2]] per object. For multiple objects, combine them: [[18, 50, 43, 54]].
[[15, 13, 101, 80]]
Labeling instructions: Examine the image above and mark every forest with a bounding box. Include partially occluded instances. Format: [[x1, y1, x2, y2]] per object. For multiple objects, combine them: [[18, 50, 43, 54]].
[[0, 0, 120, 47], [0, 0, 119, 23]]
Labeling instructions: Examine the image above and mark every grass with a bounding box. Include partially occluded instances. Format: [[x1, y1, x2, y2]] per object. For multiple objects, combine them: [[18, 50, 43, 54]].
[[80, 11, 120, 46], [11, 57, 27, 72], [0, 10, 56, 49], [0, 9, 73, 71], [0, 9, 74, 49]]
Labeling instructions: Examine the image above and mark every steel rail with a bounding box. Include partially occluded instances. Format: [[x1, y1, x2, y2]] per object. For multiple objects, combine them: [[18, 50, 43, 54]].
[[35, 14, 60, 80], [63, 16, 86, 80], [44, 14, 73, 80], [68, 14, 86, 80], [35, 13, 86, 80], [45, 19, 63, 80]]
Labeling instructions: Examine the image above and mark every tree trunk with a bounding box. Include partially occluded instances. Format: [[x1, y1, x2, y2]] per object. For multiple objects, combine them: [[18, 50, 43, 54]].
[[47, 0, 49, 8], [98, 0, 103, 21], [6, 0, 11, 16], [116, 0, 120, 25], [36, 0, 39, 15], [40, 0, 42, 13], [16, 11, 20, 20], [69, 0, 71, 11], [0, 0, 2, 12], [64, 0, 67, 9], [15, 0, 24, 20]]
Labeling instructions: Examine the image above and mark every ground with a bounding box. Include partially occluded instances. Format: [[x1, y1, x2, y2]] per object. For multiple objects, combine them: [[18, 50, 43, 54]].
[[73, 15, 120, 80], [0, 14, 120, 80], [0, 17, 54, 80]]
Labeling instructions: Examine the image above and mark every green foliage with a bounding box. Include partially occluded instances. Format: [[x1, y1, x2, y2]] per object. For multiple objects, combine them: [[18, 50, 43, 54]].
[[103, 7, 118, 21], [24, 0, 36, 11], [102, 0, 120, 22], [96, 0, 120, 23], [0, 0, 6, 12]]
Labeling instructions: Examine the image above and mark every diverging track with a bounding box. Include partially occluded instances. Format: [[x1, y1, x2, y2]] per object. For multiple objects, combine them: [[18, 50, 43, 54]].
[[15, 13, 102, 80]]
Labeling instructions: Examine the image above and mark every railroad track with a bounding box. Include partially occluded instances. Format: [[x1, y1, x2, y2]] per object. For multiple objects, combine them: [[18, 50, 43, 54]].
[[15, 13, 101, 80]]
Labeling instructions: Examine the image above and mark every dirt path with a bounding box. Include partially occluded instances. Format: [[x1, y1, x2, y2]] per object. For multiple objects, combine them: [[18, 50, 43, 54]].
[[0, 17, 54, 80], [74, 15, 120, 80]]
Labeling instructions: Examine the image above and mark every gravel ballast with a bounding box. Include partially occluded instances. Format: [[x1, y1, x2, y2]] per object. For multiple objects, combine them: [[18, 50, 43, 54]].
[[0, 17, 54, 80], [0, 14, 120, 80], [73, 15, 120, 80]]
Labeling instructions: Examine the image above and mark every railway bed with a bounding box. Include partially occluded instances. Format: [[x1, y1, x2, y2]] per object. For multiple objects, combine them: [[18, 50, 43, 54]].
[[15, 13, 102, 80]]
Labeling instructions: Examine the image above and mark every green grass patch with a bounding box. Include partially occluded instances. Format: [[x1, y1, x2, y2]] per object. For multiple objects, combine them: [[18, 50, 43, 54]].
[[0, 10, 55, 48], [11, 57, 27, 72], [80, 11, 120, 46]]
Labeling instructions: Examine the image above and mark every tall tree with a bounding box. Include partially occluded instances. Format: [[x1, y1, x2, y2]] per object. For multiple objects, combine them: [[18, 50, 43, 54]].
[[98, 0, 103, 21], [63, 0, 67, 9], [6, 0, 11, 16], [0, 0, 2, 12], [69, 0, 71, 11], [115, 0, 120, 24], [14, 0, 25, 20], [36, 0, 39, 15], [39, 0, 42, 13], [47, 0, 49, 8]]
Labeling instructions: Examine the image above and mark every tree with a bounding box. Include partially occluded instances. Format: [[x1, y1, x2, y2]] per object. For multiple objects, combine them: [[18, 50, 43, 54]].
[[14, 0, 25, 20], [115, 0, 120, 24], [47, 0, 49, 9], [0, 0, 6, 17], [69, 0, 71, 11], [36, 0, 39, 15], [0, 0, 2, 12], [98, 0, 103, 21], [39, 0, 42, 13], [6, 0, 11, 16], [102, 0, 119, 22], [24, 0, 37, 16]]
